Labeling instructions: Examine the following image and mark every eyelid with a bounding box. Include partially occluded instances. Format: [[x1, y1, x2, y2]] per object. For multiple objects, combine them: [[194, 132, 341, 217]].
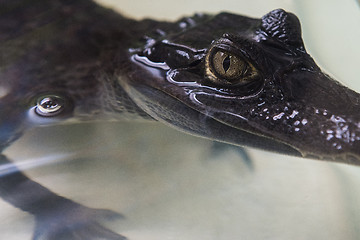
[[211, 36, 262, 67], [211, 44, 250, 66]]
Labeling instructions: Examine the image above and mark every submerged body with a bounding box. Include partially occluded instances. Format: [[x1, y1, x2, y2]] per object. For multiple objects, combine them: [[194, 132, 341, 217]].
[[0, 0, 360, 239]]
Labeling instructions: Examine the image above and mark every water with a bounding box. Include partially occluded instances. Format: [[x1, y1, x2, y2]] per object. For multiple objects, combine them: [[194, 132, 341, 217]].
[[1, 1, 360, 239]]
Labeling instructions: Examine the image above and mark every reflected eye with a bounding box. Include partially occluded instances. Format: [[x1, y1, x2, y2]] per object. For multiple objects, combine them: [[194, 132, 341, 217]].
[[205, 48, 260, 87], [35, 95, 65, 117]]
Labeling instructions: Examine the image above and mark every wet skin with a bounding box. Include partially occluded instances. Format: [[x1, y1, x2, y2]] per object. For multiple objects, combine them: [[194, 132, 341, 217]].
[[1, 0, 360, 239]]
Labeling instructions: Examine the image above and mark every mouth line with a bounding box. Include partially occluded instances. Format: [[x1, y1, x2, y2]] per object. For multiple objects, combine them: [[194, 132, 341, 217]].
[[301, 152, 360, 166]]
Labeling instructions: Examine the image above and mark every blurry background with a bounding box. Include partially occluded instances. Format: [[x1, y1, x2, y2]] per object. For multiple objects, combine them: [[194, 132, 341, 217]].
[[1, 0, 359, 239]]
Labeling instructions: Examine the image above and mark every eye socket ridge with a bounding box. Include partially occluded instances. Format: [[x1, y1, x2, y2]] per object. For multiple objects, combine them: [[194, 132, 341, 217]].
[[205, 42, 261, 87]]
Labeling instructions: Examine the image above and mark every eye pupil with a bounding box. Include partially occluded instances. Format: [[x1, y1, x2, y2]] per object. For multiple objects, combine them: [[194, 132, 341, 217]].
[[211, 50, 243, 80], [223, 55, 231, 72], [205, 47, 260, 88]]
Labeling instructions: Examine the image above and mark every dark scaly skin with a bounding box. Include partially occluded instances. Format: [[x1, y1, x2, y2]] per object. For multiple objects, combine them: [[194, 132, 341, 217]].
[[0, 0, 359, 239]]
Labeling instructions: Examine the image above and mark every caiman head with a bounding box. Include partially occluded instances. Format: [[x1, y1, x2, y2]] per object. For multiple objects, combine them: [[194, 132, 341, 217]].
[[121, 9, 360, 164]]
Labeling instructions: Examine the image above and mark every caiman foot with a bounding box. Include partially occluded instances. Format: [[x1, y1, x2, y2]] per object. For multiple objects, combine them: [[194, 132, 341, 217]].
[[0, 154, 127, 240], [210, 141, 254, 170], [32, 202, 126, 240]]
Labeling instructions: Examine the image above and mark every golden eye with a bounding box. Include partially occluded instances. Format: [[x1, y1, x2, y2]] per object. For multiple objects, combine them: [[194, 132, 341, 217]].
[[205, 48, 259, 86], [212, 51, 243, 79]]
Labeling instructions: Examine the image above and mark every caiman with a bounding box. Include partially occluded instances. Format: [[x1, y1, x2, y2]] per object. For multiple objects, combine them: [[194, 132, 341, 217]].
[[0, 0, 359, 239]]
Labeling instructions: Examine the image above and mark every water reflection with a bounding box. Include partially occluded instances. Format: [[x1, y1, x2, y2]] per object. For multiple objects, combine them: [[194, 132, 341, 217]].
[[2, 122, 360, 239]]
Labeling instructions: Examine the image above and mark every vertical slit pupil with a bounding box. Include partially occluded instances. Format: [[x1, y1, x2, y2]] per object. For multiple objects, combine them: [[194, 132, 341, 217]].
[[223, 55, 231, 72]]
